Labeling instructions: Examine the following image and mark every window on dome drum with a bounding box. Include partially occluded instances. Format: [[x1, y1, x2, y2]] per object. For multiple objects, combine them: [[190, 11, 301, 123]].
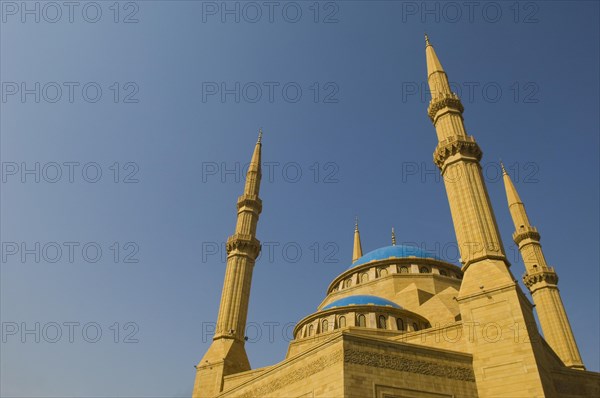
[[419, 266, 430, 274], [378, 268, 388, 277], [308, 324, 314, 337], [439, 269, 448, 276], [357, 314, 366, 327], [338, 316, 346, 328], [412, 322, 419, 331], [360, 273, 369, 283], [322, 320, 328, 333], [344, 279, 352, 288], [377, 315, 387, 329], [396, 318, 404, 331], [398, 266, 409, 274]]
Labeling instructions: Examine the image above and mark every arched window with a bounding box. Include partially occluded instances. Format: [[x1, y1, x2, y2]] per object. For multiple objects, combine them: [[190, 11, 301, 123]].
[[378, 268, 388, 277], [396, 318, 404, 331], [377, 315, 387, 329], [412, 322, 419, 331], [419, 266, 429, 274], [360, 273, 369, 283], [322, 320, 328, 333], [357, 314, 366, 327], [308, 324, 314, 336], [439, 269, 448, 276], [344, 279, 352, 288], [338, 316, 346, 328], [399, 266, 409, 274]]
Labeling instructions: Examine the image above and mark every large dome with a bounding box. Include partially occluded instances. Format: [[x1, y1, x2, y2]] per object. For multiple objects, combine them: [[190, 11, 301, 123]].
[[321, 295, 402, 311], [350, 245, 441, 268]]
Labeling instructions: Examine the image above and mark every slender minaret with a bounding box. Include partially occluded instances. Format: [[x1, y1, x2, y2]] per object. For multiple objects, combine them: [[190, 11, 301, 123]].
[[502, 164, 585, 370], [352, 217, 363, 262], [193, 131, 263, 398], [391, 227, 396, 246], [425, 36, 556, 397]]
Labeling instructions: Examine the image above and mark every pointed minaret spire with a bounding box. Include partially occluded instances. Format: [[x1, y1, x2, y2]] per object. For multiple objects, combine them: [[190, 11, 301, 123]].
[[501, 162, 530, 229], [391, 227, 396, 246], [352, 217, 363, 263], [244, 129, 262, 196], [502, 168, 585, 370], [425, 34, 452, 99], [194, 133, 265, 397]]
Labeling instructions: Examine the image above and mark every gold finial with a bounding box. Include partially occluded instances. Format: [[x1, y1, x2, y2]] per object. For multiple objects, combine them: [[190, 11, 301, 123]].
[[257, 128, 263, 143], [355, 216, 359, 232], [425, 33, 430, 47], [500, 160, 507, 175], [391, 227, 396, 246]]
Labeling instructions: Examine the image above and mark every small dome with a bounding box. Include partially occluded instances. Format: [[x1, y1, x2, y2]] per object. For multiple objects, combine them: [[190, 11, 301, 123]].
[[321, 295, 401, 311], [350, 245, 440, 268]]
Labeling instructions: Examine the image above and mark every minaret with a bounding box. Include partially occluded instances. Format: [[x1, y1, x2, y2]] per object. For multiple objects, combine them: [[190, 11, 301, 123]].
[[502, 164, 585, 370], [425, 34, 511, 289], [425, 36, 557, 397], [391, 227, 396, 246], [352, 217, 363, 262], [193, 131, 263, 398]]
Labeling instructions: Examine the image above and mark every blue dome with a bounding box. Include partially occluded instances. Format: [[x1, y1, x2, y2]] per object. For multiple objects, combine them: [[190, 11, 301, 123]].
[[321, 295, 402, 311], [351, 245, 440, 268]]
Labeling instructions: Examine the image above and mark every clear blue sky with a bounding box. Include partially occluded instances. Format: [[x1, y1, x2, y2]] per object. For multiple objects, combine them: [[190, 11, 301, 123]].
[[1, 1, 598, 396]]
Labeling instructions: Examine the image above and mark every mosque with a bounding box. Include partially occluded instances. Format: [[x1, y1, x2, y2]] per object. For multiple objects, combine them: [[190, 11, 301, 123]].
[[192, 37, 600, 397]]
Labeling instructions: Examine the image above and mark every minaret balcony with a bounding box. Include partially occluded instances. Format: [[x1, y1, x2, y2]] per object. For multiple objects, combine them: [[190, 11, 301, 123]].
[[226, 234, 261, 258], [237, 194, 263, 213], [523, 266, 558, 288], [428, 92, 464, 121], [513, 226, 540, 245], [433, 135, 482, 169]]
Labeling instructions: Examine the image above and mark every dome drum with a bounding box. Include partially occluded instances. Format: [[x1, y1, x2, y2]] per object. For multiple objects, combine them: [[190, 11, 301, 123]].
[[293, 295, 430, 340], [327, 256, 463, 295]]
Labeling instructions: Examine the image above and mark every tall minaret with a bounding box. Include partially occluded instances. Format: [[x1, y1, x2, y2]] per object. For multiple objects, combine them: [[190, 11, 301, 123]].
[[193, 131, 263, 398], [425, 36, 556, 397], [502, 164, 585, 370], [352, 218, 363, 262]]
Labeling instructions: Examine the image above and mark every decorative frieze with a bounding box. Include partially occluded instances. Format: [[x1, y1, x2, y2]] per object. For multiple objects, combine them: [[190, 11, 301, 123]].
[[344, 349, 475, 382], [237, 350, 343, 398]]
